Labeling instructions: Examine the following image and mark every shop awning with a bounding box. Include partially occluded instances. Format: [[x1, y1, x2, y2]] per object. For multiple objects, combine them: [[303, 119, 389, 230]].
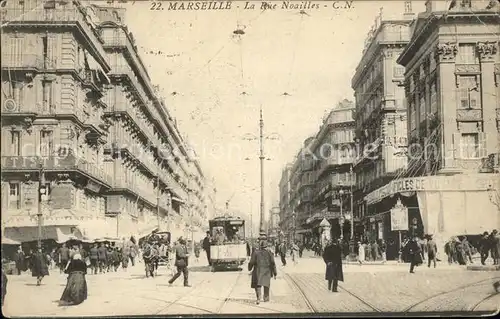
[[3, 226, 81, 244], [1, 237, 20, 245], [77, 219, 114, 242], [137, 225, 159, 239]]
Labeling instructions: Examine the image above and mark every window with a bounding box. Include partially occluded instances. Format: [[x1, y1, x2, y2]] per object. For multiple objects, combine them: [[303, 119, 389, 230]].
[[430, 81, 437, 114], [460, 133, 479, 159], [458, 44, 477, 64], [458, 76, 480, 109], [42, 80, 53, 112], [409, 99, 416, 131], [10, 131, 21, 156], [9, 183, 20, 209], [40, 130, 53, 156]]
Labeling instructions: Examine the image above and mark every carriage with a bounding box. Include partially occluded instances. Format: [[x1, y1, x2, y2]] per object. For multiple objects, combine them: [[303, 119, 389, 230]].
[[209, 215, 247, 271], [142, 230, 173, 277]]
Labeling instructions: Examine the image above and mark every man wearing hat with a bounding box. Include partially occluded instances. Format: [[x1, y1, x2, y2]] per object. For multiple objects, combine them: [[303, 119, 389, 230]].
[[248, 235, 277, 304], [202, 231, 212, 266], [426, 235, 437, 268], [168, 237, 191, 287]]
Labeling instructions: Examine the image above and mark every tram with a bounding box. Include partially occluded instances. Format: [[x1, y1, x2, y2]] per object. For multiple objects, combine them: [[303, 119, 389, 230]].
[[209, 215, 247, 271]]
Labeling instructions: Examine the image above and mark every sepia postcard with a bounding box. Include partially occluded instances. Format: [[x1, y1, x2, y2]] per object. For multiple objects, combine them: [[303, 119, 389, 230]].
[[1, 0, 499, 317]]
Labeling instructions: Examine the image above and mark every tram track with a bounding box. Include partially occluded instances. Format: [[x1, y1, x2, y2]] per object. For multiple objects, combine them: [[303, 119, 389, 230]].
[[402, 276, 500, 313], [470, 293, 499, 312], [283, 273, 318, 313], [338, 284, 383, 313]]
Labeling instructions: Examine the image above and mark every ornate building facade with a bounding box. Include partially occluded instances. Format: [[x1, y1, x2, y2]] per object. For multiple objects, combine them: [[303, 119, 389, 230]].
[[307, 100, 356, 243], [1, 0, 208, 244], [392, 0, 500, 252], [351, 6, 413, 259]]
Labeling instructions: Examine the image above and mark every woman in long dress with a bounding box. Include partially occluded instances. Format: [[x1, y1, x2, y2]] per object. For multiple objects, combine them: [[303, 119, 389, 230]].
[[59, 253, 88, 306], [357, 241, 365, 265], [31, 248, 49, 286]]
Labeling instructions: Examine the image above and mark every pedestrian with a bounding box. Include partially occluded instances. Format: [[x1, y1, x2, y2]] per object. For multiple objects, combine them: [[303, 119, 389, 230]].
[[31, 247, 49, 286], [121, 247, 129, 271], [298, 242, 304, 258], [168, 238, 190, 287], [365, 242, 371, 261], [1, 269, 7, 307], [379, 240, 387, 264], [455, 238, 466, 265], [371, 240, 379, 261], [106, 244, 114, 272], [322, 239, 344, 292], [248, 236, 277, 305], [14, 246, 25, 275], [407, 237, 422, 274], [480, 232, 490, 265], [279, 242, 287, 266], [491, 230, 500, 265], [461, 236, 473, 264], [97, 243, 107, 273], [290, 241, 299, 265], [58, 244, 70, 274], [426, 235, 437, 268], [89, 244, 98, 275], [357, 241, 365, 265], [274, 241, 280, 257], [129, 239, 137, 267], [112, 247, 121, 272], [59, 253, 88, 306], [445, 238, 455, 264], [202, 231, 212, 266]]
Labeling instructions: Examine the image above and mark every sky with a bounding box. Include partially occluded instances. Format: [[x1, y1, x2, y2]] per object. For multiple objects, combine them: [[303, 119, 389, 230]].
[[102, 0, 428, 231]]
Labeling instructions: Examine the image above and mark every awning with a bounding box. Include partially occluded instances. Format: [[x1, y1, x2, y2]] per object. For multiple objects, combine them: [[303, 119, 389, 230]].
[[1, 237, 20, 245], [77, 219, 114, 242], [3, 226, 81, 244], [171, 196, 185, 204], [137, 225, 159, 239]]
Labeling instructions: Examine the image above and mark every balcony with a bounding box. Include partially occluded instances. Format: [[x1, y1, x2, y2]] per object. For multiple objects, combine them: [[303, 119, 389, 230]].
[[1, 54, 57, 71], [1, 155, 112, 186], [2, 8, 108, 69]]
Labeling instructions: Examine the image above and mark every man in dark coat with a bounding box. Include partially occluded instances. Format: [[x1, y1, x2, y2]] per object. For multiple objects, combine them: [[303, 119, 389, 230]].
[[14, 246, 25, 275], [278, 242, 287, 266], [202, 231, 212, 266], [97, 243, 107, 273], [31, 248, 49, 286], [248, 237, 277, 305], [89, 244, 99, 274], [168, 238, 190, 287], [491, 230, 500, 265], [480, 232, 490, 265], [426, 235, 438, 268], [322, 239, 344, 292], [406, 237, 422, 273], [371, 241, 379, 261]]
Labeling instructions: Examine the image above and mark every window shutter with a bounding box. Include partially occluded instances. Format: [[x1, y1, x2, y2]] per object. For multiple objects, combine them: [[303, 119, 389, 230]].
[[1, 182, 9, 212], [452, 133, 462, 160], [479, 132, 488, 158]]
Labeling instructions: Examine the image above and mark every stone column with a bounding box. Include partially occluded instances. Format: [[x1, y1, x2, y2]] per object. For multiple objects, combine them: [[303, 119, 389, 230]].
[[477, 42, 499, 155], [435, 42, 458, 169]]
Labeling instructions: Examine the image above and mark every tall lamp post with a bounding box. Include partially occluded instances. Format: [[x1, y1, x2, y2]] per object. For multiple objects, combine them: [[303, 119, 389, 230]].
[[242, 106, 280, 240], [37, 164, 46, 250], [339, 189, 344, 240]]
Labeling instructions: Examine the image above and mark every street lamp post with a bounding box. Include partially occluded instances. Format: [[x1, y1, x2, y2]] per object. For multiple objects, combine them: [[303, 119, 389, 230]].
[[37, 164, 45, 250], [259, 106, 265, 238], [339, 189, 344, 240]]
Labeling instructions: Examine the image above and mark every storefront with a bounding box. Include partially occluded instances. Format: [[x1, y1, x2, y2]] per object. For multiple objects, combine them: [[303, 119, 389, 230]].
[[364, 174, 500, 255]]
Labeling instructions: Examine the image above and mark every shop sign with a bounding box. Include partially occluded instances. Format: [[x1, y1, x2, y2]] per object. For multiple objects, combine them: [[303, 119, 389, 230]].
[[365, 175, 498, 204], [390, 199, 408, 231]]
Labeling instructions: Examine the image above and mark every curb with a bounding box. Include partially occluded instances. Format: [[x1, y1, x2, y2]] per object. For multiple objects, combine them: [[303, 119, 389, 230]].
[[467, 265, 500, 271]]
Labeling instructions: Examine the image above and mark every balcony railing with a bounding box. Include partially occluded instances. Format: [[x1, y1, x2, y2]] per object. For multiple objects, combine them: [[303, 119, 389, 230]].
[[1, 54, 57, 70], [1, 155, 112, 186], [2, 8, 107, 64]]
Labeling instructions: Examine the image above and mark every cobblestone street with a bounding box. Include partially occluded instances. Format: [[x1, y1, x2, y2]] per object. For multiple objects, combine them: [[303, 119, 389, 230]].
[[282, 256, 500, 313], [2, 260, 311, 317]]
